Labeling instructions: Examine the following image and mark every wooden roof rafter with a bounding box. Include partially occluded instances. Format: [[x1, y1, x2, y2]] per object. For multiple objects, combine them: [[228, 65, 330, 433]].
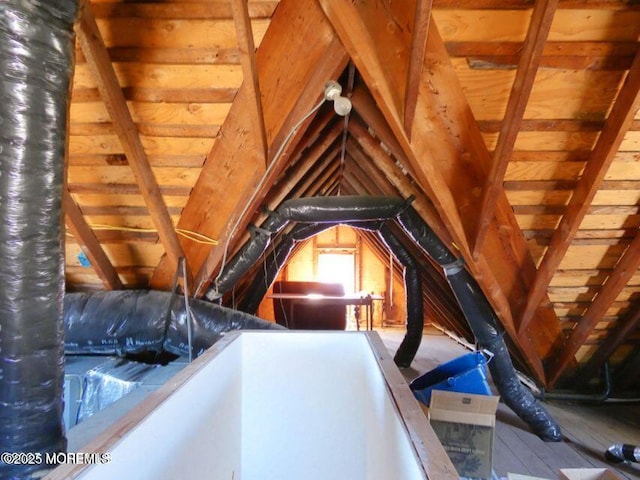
[[403, 0, 433, 136], [63, 190, 123, 291], [148, 0, 349, 294], [473, 0, 559, 257], [549, 229, 640, 386], [519, 45, 640, 336], [75, 0, 188, 277], [230, 0, 267, 162]]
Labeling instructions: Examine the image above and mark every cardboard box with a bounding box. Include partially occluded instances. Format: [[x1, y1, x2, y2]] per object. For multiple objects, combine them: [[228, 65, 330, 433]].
[[559, 468, 622, 480], [428, 390, 500, 479]]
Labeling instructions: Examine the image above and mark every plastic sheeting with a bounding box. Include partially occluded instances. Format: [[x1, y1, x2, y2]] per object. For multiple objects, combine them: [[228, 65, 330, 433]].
[[64, 290, 284, 359], [76, 359, 155, 424], [0, 1, 78, 477]]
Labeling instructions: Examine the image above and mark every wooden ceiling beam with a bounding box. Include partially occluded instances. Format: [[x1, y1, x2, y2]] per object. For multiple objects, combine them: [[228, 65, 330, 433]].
[[473, 0, 558, 257], [149, 0, 348, 293], [318, 2, 554, 382], [76, 0, 187, 277], [345, 143, 398, 196], [350, 86, 418, 180], [519, 46, 640, 336], [317, 0, 470, 256], [580, 302, 640, 381], [63, 190, 123, 291], [231, 0, 267, 162], [549, 230, 640, 386], [403, 0, 432, 136]]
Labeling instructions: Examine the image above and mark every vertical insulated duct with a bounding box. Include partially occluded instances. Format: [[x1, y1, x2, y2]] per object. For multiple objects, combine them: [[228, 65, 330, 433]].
[[0, 1, 78, 478], [378, 226, 423, 368]]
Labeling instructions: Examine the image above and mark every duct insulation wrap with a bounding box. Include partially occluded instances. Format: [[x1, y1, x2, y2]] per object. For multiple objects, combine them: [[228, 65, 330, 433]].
[[64, 291, 284, 359], [378, 226, 424, 368], [605, 444, 640, 464], [445, 266, 562, 442], [239, 223, 333, 314], [0, 1, 78, 478], [208, 196, 408, 299], [396, 206, 562, 441]]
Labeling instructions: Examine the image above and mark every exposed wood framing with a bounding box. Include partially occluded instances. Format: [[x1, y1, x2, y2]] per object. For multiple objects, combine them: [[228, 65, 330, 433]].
[[63, 190, 123, 290], [473, 0, 558, 257], [519, 46, 640, 335], [318, 0, 556, 383], [230, 0, 267, 161], [404, 0, 432, 136], [548, 231, 640, 386], [76, 0, 187, 275], [580, 302, 640, 380], [149, 0, 349, 293]]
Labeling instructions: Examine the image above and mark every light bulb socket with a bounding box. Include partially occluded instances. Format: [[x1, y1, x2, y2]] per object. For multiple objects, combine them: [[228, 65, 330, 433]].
[[324, 80, 342, 101], [333, 96, 352, 116]]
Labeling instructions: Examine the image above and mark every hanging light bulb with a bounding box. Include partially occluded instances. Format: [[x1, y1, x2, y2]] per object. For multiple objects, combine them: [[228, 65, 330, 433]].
[[324, 80, 352, 116]]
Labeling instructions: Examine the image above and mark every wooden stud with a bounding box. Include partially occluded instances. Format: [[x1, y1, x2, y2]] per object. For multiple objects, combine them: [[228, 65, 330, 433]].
[[404, 0, 432, 137]]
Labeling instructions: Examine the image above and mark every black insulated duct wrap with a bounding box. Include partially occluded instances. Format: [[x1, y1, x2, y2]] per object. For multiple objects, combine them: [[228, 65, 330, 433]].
[[64, 290, 284, 359], [239, 223, 333, 314], [378, 226, 423, 368], [444, 264, 562, 442], [208, 196, 409, 300], [0, 1, 78, 478]]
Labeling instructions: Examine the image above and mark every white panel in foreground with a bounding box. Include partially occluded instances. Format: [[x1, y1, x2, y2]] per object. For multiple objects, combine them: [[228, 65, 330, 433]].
[[46, 331, 457, 480]]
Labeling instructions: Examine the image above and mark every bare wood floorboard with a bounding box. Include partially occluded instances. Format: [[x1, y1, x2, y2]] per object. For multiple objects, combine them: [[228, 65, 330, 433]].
[[377, 328, 640, 480]]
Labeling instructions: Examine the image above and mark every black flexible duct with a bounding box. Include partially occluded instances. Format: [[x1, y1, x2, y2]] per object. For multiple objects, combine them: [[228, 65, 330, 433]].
[[605, 444, 640, 464], [378, 226, 424, 368], [209, 197, 408, 298], [397, 207, 562, 442], [64, 290, 283, 358], [206, 195, 561, 441], [0, 1, 78, 478], [240, 223, 333, 314]]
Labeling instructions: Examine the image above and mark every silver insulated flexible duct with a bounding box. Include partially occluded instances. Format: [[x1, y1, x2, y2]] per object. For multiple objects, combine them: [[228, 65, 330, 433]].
[[0, 1, 78, 478]]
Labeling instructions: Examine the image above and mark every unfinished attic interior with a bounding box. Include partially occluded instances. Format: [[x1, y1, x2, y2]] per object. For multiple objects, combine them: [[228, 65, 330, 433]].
[[2, 0, 640, 478]]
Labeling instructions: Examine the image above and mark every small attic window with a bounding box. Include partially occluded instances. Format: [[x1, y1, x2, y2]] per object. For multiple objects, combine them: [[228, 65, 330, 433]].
[[317, 252, 355, 294]]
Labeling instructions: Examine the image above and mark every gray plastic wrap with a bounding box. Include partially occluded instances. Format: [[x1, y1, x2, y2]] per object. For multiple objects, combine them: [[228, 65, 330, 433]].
[[64, 290, 284, 359], [276, 196, 407, 224], [77, 359, 155, 424], [0, 1, 78, 477]]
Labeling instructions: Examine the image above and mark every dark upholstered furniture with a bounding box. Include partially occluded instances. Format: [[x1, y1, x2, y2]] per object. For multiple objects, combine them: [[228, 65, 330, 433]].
[[272, 281, 347, 330]]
